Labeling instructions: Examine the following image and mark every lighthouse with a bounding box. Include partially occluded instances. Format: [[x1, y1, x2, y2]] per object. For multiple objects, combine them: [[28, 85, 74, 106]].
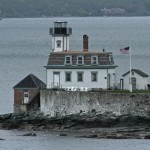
[[49, 21, 72, 52]]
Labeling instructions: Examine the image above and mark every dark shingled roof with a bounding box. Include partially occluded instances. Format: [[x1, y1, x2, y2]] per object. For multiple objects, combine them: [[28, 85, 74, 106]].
[[46, 51, 117, 68], [122, 69, 149, 77], [13, 74, 45, 89]]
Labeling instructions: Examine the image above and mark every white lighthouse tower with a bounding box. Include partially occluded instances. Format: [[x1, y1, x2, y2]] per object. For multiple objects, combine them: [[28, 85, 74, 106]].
[[49, 21, 72, 52]]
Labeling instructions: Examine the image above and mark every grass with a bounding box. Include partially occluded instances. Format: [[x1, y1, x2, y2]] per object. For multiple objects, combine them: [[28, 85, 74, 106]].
[[108, 90, 150, 94]]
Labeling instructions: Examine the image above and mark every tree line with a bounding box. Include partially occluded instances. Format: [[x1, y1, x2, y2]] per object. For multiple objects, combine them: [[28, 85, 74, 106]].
[[0, 0, 150, 18]]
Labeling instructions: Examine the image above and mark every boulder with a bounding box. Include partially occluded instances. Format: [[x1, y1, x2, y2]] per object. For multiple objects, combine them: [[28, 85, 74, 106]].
[[76, 134, 98, 138], [144, 135, 150, 139], [59, 134, 67, 136], [22, 133, 37, 136], [0, 138, 5, 140]]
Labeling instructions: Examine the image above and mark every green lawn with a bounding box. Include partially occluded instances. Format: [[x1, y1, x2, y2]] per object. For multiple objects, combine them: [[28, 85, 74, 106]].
[[109, 90, 150, 94]]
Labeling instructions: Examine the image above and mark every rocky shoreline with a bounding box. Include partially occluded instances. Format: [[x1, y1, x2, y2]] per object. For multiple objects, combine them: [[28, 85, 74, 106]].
[[1, 111, 150, 139]]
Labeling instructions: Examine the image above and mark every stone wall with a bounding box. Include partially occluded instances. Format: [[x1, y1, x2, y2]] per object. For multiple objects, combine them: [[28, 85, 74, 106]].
[[40, 90, 150, 117]]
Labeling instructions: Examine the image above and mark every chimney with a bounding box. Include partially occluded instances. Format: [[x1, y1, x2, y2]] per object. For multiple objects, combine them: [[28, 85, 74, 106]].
[[83, 35, 88, 52]]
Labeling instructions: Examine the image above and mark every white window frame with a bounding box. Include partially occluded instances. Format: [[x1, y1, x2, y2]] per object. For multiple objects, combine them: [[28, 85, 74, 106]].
[[91, 56, 98, 65], [65, 56, 72, 65], [77, 72, 84, 82], [91, 72, 98, 82], [65, 72, 72, 82], [77, 56, 84, 65], [24, 91, 29, 104]]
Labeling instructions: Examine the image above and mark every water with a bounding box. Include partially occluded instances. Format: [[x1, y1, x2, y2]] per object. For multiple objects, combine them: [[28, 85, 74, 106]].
[[1, 17, 150, 149], [1, 17, 150, 114], [0, 130, 150, 150]]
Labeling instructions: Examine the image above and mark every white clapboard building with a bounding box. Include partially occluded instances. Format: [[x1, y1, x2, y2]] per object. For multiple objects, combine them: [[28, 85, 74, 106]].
[[45, 21, 118, 91], [122, 69, 149, 90]]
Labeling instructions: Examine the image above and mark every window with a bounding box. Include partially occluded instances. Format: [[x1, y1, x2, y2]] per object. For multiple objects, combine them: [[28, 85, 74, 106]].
[[91, 56, 98, 65], [77, 56, 84, 65], [65, 72, 71, 82], [56, 40, 61, 48], [65, 56, 72, 65], [77, 72, 83, 82], [91, 72, 98, 82], [24, 91, 29, 104], [24, 93, 29, 98]]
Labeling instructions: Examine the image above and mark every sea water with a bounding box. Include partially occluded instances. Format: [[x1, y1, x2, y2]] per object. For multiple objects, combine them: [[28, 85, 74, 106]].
[[0, 130, 150, 150], [1, 17, 150, 114], [0, 17, 150, 149]]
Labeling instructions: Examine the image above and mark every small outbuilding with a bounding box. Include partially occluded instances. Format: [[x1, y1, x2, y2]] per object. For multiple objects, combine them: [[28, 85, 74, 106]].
[[122, 69, 149, 90], [13, 74, 45, 113]]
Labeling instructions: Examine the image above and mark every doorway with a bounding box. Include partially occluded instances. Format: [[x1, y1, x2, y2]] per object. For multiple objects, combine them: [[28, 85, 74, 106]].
[[131, 77, 136, 90], [53, 72, 60, 88]]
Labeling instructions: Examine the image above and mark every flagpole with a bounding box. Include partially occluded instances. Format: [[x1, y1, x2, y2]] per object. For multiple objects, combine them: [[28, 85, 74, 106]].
[[129, 43, 132, 92]]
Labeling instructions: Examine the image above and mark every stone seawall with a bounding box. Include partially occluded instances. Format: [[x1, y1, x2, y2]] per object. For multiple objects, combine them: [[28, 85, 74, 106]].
[[40, 90, 150, 117]]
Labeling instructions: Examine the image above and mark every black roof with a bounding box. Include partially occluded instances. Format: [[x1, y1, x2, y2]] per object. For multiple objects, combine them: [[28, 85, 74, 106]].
[[122, 69, 149, 77], [13, 74, 45, 89]]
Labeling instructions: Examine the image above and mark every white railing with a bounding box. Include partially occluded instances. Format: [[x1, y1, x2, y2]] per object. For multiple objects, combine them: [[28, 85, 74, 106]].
[[64, 87, 88, 92]]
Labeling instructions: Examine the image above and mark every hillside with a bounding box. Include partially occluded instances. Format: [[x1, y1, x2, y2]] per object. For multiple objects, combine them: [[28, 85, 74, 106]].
[[0, 0, 150, 18]]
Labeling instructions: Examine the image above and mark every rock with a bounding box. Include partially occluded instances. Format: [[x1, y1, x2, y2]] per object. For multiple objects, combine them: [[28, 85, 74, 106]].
[[76, 134, 98, 138], [22, 133, 37, 136], [1, 111, 150, 137], [0, 138, 5, 140], [0, 113, 12, 121], [103, 134, 128, 139], [59, 134, 67, 136], [134, 136, 142, 139], [86, 134, 98, 138], [1, 121, 20, 130], [144, 135, 150, 139]]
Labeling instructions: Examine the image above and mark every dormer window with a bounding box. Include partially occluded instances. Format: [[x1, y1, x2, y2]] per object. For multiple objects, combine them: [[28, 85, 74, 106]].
[[65, 56, 72, 65], [91, 56, 98, 65], [77, 56, 84, 65], [56, 40, 61, 48]]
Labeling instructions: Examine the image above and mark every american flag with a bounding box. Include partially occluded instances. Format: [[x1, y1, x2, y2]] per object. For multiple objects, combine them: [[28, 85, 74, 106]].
[[120, 46, 130, 54]]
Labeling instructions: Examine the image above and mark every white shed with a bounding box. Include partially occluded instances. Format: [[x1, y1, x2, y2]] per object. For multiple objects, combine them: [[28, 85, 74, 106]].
[[122, 69, 149, 90]]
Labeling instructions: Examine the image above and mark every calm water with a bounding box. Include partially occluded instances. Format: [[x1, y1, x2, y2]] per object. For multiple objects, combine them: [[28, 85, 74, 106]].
[[0, 130, 150, 150], [0, 17, 150, 149], [1, 17, 150, 114]]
